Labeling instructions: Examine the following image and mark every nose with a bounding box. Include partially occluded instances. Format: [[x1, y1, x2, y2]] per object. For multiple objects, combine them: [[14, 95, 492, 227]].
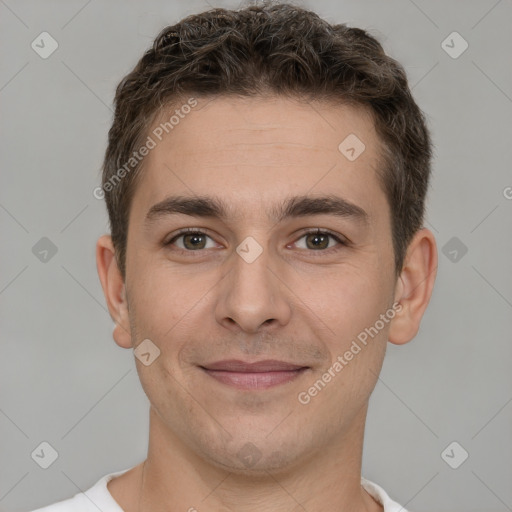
[[214, 240, 292, 334]]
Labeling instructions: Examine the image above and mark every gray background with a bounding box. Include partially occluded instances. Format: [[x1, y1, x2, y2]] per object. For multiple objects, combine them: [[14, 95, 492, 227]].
[[1, 0, 511, 511]]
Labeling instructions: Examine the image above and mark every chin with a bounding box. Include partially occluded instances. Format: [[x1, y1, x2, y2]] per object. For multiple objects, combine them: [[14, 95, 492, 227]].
[[197, 434, 308, 477]]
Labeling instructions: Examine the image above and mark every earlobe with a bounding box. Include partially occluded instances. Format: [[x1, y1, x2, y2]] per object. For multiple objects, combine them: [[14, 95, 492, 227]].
[[388, 228, 438, 345], [96, 235, 133, 349]]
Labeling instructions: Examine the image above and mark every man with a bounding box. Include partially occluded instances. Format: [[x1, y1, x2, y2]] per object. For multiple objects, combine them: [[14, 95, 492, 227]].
[[32, 2, 437, 511]]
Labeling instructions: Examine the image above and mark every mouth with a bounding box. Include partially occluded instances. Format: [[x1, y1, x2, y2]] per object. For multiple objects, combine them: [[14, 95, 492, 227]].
[[199, 360, 310, 390]]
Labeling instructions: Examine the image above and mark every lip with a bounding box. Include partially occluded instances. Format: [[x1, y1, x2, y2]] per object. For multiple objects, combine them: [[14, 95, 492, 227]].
[[200, 360, 309, 390], [201, 359, 306, 372]]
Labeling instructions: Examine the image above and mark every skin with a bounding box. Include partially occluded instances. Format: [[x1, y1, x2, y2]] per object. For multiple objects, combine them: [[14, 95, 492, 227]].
[[97, 96, 437, 512]]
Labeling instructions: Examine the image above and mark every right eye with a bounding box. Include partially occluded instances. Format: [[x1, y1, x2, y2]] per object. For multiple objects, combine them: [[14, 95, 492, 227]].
[[165, 229, 218, 251]]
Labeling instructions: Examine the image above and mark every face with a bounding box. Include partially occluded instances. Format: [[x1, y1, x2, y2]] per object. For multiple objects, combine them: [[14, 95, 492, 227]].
[[121, 96, 399, 473]]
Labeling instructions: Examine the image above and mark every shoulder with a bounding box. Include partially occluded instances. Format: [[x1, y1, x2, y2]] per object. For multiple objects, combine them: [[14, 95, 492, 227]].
[[361, 477, 409, 512], [29, 467, 133, 512]]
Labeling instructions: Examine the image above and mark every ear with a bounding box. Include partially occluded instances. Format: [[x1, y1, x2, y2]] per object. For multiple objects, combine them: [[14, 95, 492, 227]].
[[388, 228, 437, 345], [96, 234, 133, 349]]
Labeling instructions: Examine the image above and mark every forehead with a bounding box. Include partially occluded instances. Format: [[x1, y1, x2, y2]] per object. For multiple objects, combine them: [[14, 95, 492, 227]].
[[150, 95, 377, 157], [130, 95, 387, 224]]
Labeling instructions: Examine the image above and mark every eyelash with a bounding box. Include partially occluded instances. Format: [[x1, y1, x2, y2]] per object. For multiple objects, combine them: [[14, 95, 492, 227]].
[[164, 228, 348, 255]]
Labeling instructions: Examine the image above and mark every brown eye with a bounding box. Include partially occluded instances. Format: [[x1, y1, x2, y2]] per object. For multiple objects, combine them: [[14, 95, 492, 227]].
[[182, 233, 207, 250], [305, 232, 330, 250], [166, 230, 216, 251], [294, 229, 345, 251]]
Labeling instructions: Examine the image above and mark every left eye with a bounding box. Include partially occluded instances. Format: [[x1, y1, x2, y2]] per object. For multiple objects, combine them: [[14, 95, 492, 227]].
[[293, 230, 345, 251]]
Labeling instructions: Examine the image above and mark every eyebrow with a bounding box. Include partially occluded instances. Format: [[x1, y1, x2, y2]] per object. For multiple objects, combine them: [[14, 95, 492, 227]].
[[145, 194, 369, 226]]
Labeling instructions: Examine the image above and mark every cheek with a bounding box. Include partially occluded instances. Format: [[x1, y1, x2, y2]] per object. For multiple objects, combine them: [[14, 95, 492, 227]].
[[298, 263, 392, 344], [128, 254, 212, 340], [295, 268, 391, 414]]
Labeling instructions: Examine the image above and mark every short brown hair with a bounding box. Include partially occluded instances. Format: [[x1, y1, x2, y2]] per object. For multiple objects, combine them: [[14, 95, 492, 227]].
[[101, 1, 433, 277]]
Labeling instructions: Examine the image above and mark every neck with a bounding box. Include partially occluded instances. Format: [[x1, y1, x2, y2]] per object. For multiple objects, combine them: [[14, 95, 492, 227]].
[[137, 406, 382, 512]]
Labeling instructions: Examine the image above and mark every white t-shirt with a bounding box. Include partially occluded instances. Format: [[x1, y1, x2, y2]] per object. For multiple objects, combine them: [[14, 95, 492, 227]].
[[30, 467, 408, 512]]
